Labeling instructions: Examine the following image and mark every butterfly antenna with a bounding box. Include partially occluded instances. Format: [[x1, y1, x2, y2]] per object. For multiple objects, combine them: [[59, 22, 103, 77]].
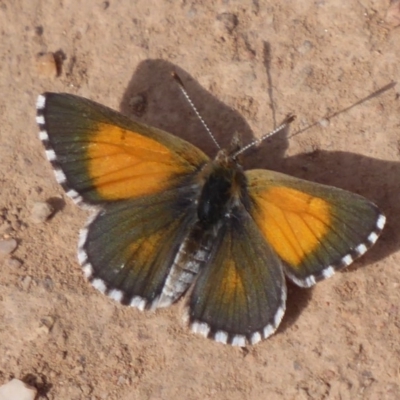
[[172, 72, 221, 150], [233, 114, 296, 158]]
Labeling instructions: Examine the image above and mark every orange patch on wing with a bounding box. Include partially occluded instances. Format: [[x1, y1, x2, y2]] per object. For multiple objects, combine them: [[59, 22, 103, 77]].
[[252, 186, 331, 267], [87, 123, 193, 200], [127, 229, 164, 271], [221, 259, 245, 303]]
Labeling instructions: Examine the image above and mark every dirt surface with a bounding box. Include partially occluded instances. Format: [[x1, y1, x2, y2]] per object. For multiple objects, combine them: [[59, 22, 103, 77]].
[[1, 1, 400, 399]]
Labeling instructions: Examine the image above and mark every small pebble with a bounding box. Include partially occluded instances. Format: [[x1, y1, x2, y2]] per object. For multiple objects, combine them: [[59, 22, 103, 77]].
[[40, 315, 55, 332], [6, 258, 22, 268], [297, 40, 313, 54], [36, 324, 50, 335], [117, 375, 126, 385], [30, 201, 54, 223], [216, 12, 238, 34], [319, 118, 330, 128], [0, 378, 37, 400], [0, 239, 17, 256], [293, 361, 302, 371], [43, 276, 54, 291], [79, 383, 92, 395], [36, 52, 58, 79], [129, 94, 147, 117], [21, 275, 32, 291]]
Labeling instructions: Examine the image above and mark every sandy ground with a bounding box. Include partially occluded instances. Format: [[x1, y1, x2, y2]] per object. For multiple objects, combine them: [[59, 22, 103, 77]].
[[1, 1, 400, 399]]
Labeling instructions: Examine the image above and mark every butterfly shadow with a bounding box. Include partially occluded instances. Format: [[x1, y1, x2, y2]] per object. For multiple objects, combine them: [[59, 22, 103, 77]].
[[119, 59, 400, 335], [120, 59, 262, 157]]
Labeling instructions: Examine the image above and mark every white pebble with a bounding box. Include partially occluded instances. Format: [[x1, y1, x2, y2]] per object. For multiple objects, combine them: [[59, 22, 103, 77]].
[[319, 118, 330, 128], [30, 201, 54, 223], [0, 378, 37, 400]]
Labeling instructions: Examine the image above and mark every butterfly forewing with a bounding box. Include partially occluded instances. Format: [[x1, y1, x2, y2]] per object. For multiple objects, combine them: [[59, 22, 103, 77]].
[[246, 169, 385, 287], [36, 93, 209, 205]]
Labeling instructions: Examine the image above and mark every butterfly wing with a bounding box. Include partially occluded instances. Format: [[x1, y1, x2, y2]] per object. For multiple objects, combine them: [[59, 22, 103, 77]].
[[36, 93, 210, 308], [79, 188, 206, 308], [246, 169, 385, 287], [36, 93, 209, 205], [187, 205, 286, 346]]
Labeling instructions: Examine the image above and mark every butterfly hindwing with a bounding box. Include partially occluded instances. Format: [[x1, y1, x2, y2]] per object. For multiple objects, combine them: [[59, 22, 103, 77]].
[[79, 184, 207, 309], [246, 169, 385, 287], [36, 93, 209, 205], [187, 205, 286, 346]]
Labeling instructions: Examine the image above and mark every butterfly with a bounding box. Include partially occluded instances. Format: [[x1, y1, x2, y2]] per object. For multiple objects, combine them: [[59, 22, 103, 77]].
[[36, 83, 385, 346]]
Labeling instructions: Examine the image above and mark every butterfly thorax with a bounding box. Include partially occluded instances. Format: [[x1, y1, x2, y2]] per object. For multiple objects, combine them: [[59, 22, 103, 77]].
[[197, 149, 248, 229]]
